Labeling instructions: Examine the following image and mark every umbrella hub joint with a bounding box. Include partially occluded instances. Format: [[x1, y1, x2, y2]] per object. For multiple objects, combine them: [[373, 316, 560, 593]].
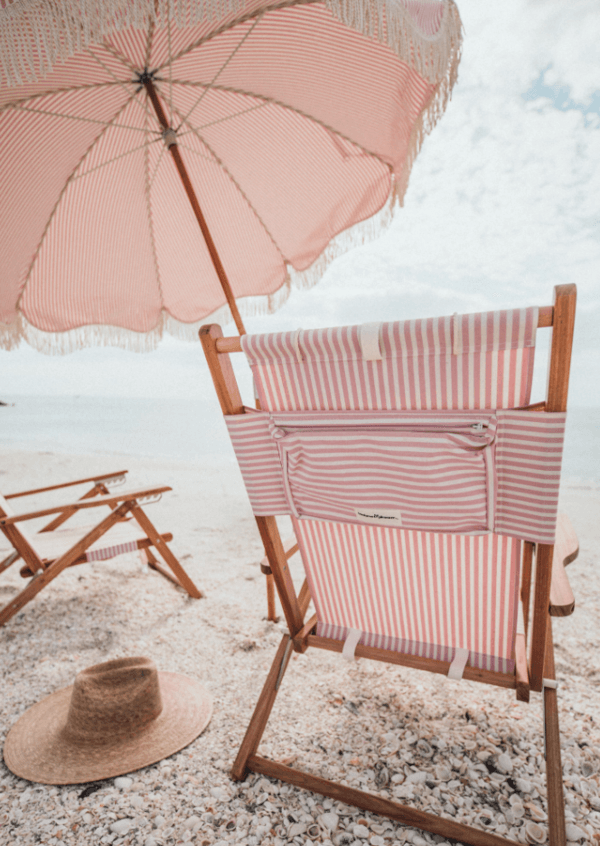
[[162, 127, 178, 149], [135, 68, 158, 86]]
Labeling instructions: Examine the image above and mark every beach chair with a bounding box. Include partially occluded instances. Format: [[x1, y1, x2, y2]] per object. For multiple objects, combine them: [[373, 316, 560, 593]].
[[0, 472, 202, 626], [201, 284, 577, 846]]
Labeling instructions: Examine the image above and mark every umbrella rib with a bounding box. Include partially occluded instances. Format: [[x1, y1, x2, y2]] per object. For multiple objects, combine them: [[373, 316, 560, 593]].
[[167, 18, 174, 127], [169, 104, 286, 264], [71, 137, 163, 182], [142, 110, 165, 311], [148, 143, 168, 189], [145, 17, 156, 69], [99, 39, 138, 74], [7, 102, 157, 134], [17, 93, 141, 308], [178, 100, 270, 133], [85, 46, 157, 127], [177, 12, 264, 129], [155, 0, 320, 72], [0, 82, 123, 112], [173, 81, 389, 167]]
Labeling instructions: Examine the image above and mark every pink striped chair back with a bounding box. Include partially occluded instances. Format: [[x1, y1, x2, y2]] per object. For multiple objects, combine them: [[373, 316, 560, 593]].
[[235, 307, 548, 674]]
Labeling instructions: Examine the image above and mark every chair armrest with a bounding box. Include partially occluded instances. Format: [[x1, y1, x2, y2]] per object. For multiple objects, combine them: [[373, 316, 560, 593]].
[[550, 513, 579, 617], [0, 486, 171, 525], [4, 471, 129, 499], [260, 534, 299, 575]]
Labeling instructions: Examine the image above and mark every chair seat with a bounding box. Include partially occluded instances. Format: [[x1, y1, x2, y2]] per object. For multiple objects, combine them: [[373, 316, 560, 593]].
[[0, 521, 149, 567]]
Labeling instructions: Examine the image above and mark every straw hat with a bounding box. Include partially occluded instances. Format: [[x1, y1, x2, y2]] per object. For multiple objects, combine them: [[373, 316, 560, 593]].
[[3, 657, 213, 784]]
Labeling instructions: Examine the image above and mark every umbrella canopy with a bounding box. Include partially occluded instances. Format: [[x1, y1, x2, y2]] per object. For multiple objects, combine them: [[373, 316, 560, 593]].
[[0, 0, 461, 351]]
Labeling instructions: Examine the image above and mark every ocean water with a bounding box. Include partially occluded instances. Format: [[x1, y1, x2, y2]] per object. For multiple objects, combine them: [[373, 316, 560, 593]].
[[1, 396, 599, 483]]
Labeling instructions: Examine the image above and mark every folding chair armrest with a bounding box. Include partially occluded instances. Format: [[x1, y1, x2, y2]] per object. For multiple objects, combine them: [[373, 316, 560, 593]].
[[0, 486, 171, 525], [260, 534, 299, 575], [4, 471, 129, 499], [550, 513, 579, 617]]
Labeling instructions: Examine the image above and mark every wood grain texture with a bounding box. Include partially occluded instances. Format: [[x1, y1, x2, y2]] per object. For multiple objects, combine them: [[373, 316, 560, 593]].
[[308, 636, 516, 689], [543, 620, 567, 846]]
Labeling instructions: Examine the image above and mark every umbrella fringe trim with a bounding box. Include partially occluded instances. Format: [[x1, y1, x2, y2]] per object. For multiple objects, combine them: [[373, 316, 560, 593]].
[[1, 0, 462, 90], [0, 190, 399, 354]]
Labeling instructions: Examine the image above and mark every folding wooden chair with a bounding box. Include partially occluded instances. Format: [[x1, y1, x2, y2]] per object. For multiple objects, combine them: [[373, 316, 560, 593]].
[[201, 284, 577, 846], [0, 471, 202, 626]]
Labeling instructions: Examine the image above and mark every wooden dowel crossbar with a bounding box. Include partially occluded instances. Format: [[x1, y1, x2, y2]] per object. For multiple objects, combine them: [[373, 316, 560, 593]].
[[214, 305, 556, 354], [248, 756, 521, 846]]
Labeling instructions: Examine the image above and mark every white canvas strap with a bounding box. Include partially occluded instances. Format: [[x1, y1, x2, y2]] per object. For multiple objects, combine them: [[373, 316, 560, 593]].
[[447, 647, 469, 680], [359, 322, 383, 361], [342, 628, 362, 661]]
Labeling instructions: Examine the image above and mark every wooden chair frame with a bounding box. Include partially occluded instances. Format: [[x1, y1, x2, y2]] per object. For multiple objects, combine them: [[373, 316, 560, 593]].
[[200, 284, 577, 846], [0, 475, 202, 627]]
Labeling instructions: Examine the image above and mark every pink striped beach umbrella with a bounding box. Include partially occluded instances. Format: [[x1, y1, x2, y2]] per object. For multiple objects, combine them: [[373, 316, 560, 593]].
[[0, 0, 461, 351]]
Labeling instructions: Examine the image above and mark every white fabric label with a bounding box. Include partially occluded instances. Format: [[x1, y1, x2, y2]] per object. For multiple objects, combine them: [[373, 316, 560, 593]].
[[354, 507, 402, 526]]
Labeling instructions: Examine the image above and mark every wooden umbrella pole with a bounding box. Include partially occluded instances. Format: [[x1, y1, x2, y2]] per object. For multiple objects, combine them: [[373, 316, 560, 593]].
[[143, 78, 246, 336]]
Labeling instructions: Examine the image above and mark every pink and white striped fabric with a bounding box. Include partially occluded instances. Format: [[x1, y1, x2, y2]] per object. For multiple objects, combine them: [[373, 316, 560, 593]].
[[225, 406, 567, 544], [229, 305, 565, 674], [0, 0, 462, 350], [242, 307, 539, 411], [296, 522, 521, 674]]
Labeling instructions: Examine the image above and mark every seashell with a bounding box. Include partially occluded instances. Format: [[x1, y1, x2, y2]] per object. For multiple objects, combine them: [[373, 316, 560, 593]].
[[288, 822, 307, 838], [375, 767, 390, 788], [510, 803, 525, 819], [581, 761, 595, 778], [524, 803, 546, 822], [319, 812, 339, 832], [525, 822, 547, 844], [333, 832, 355, 846], [225, 820, 236, 831], [306, 824, 320, 840], [463, 740, 477, 751], [565, 823, 585, 842], [381, 740, 400, 756], [475, 812, 496, 830], [416, 739, 433, 758]]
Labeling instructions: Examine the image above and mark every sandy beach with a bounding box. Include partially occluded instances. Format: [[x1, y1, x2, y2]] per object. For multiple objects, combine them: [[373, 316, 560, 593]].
[[1, 448, 599, 846]]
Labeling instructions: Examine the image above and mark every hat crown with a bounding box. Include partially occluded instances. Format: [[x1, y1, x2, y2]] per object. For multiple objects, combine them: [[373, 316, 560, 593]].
[[63, 657, 163, 743]]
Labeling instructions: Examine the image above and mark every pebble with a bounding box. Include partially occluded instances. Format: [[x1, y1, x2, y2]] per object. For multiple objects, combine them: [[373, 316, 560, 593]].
[[184, 815, 202, 830], [110, 818, 134, 835], [114, 776, 133, 789], [154, 815, 166, 828]]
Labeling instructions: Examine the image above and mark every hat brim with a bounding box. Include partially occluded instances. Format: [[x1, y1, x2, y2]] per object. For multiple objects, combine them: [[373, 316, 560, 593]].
[[3, 672, 213, 784]]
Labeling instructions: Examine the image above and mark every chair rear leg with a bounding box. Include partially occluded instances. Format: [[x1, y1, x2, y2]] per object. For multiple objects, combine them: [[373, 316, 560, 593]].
[[544, 620, 567, 846], [232, 634, 293, 781], [130, 505, 202, 599]]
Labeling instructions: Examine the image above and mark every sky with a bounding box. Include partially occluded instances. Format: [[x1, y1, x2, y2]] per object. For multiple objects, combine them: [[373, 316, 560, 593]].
[[2, 0, 599, 405]]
